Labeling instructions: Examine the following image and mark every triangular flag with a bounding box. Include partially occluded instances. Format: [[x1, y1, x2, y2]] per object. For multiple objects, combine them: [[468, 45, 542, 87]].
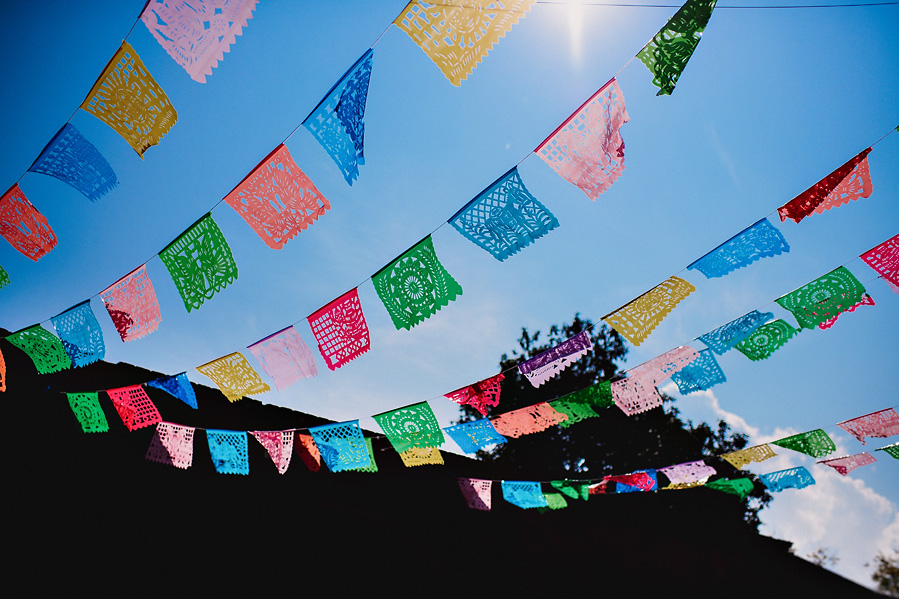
[[687, 219, 789, 279], [140, 0, 258, 83], [860, 233, 898, 287], [659, 460, 716, 485], [517, 331, 592, 388], [670, 349, 726, 394], [818, 452, 876, 476], [399, 446, 444, 467], [196, 352, 270, 402], [373, 401, 445, 454], [458, 478, 492, 511], [295, 432, 322, 472], [66, 392, 108, 433], [81, 41, 177, 157], [146, 373, 198, 409], [443, 418, 507, 454], [107, 385, 162, 431], [759, 466, 815, 492], [706, 478, 754, 501], [206, 429, 249, 475], [444, 373, 504, 416], [501, 480, 548, 509], [776, 266, 866, 330], [28, 123, 117, 201], [778, 149, 873, 223], [771, 429, 836, 458], [490, 402, 568, 438], [247, 326, 318, 391], [50, 301, 105, 368], [308, 420, 370, 473], [250, 430, 294, 475], [699, 310, 773, 355], [721, 444, 777, 470], [602, 276, 695, 347], [99, 265, 162, 342], [307, 288, 370, 371], [734, 319, 798, 361], [5, 326, 72, 374], [612, 346, 699, 416], [145, 422, 195, 469], [0, 184, 57, 261], [837, 408, 899, 445]]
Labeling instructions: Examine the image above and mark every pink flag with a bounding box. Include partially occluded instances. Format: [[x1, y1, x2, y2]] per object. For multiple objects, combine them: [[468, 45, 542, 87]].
[[0, 184, 57, 261], [860, 234, 899, 288], [490, 402, 568, 438], [817, 294, 874, 330], [818, 452, 876, 476], [107, 385, 162, 431], [612, 347, 699, 416], [250, 430, 294, 475], [458, 478, 492, 511], [307, 289, 370, 371], [248, 326, 318, 391], [837, 408, 899, 445], [659, 460, 716, 485], [145, 422, 195, 469], [99, 265, 162, 342]]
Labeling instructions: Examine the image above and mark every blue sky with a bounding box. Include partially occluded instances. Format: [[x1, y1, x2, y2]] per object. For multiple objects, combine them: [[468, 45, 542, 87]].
[[1, 1, 897, 588]]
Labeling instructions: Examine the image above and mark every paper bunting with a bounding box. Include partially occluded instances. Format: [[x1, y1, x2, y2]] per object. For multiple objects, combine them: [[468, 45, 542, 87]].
[[817, 293, 874, 330], [636, 0, 717, 96], [687, 219, 789, 279], [81, 41, 177, 157], [250, 431, 294, 475], [760, 466, 815, 492], [0, 265, 8, 289], [444, 373, 504, 416], [372, 235, 463, 330], [349, 438, 379, 473], [224, 144, 330, 249], [549, 399, 600, 428], [659, 460, 716, 485], [734, 319, 798, 361], [373, 402, 445, 454], [140, 0, 258, 83], [518, 331, 592, 388], [393, 0, 535, 86], [776, 266, 866, 330], [449, 167, 559, 261], [5, 326, 72, 374], [557, 380, 614, 410], [490, 402, 568, 438], [159, 214, 238, 313], [699, 310, 773, 355], [308, 420, 370, 473], [0, 347, 5, 392], [608, 470, 657, 493], [778, 149, 873, 223], [303, 49, 373, 185], [670, 349, 726, 394], [196, 352, 270, 402], [860, 233, 899, 287], [772, 429, 836, 459], [540, 493, 568, 510], [721, 444, 777, 470], [706, 478, 754, 501], [876, 443, 899, 460], [66, 392, 109, 433], [399, 446, 444, 467], [602, 276, 695, 347], [307, 288, 370, 371], [146, 373, 198, 409], [443, 418, 507, 454], [458, 478, 492, 511], [206, 429, 250, 475], [107, 385, 162, 431], [837, 408, 899, 445], [501, 481, 548, 509], [27, 123, 117, 201], [295, 432, 322, 472], [535, 78, 629, 200], [99, 265, 161, 342], [247, 326, 318, 392], [550, 480, 589, 501], [818, 452, 876, 476], [0, 184, 57, 261], [50, 302, 105, 368], [612, 346, 699, 416], [145, 422, 195, 469]]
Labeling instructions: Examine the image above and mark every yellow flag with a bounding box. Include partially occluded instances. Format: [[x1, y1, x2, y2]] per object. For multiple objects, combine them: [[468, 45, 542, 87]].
[[721, 444, 777, 470], [399, 446, 444, 467], [197, 352, 270, 402], [603, 276, 695, 346]]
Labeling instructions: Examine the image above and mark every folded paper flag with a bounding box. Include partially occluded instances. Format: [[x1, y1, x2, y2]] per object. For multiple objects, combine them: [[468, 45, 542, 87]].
[[308, 420, 370, 473], [224, 144, 330, 249], [458, 478, 492, 511], [206, 429, 249, 475], [687, 219, 789, 279], [818, 452, 876, 476], [721, 444, 777, 470], [196, 352, 270, 402], [637, 0, 717, 96], [350, 437, 379, 473], [778, 148, 873, 224], [295, 432, 322, 472], [776, 266, 866, 330], [250, 431, 294, 475], [490, 402, 568, 438], [706, 478, 754, 501], [540, 493, 568, 511], [550, 480, 589, 501], [307, 288, 370, 371], [51, 301, 105, 368], [248, 326, 318, 391], [159, 214, 238, 313], [449, 167, 558, 261], [760, 466, 815, 492], [145, 422, 195, 469], [374, 401, 445, 454], [557, 380, 614, 410], [303, 49, 373, 185], [0, 184, 57, 261], [734, 319, 797, 361], [699, 310, 773, 355], [612, 346, 698, 415], [608, 470, 657, 493], [549, 399, 600, 428], [670, 349, 726, 394], [0, 265, 8, 289], [876, 443, 899, 460], [502, 480, 548, 509], [5, 326, 72, 374], [107, 385, 162, 431], [518, 331, 592, 388], [66, 392, 108, 433], [81, 41, 177, 157], [836, 408, 899, 445], [99, 265, 161, 342], [394, 0, 535, 86], [603, 276, 695, 347], [659, 460, 716, 485], [399, 446, 444, 467], [535, 78, 629, 200], [818, 293, 874, 330], [373, 235, 462, 330], [146, 373, 198, 409], [141, 0, 258, 83], [444, 373, 504, 416], [772, 429, 836, 459], [443, 418, 507, 454], [27, 123, 117, 201], [860, 233, 898, 287]]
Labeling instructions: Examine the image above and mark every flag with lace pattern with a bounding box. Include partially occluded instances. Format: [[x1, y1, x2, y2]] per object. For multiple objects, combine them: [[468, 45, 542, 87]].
[[549, 399, 600, 428], [50, 301, 105, 368], [443, 418, 507, 454], [501, 480, 548, 509], [458, 478, 492, 511], [206, 429, 249, 475], [490, 402, 568, 438], [836, 408, 899, 445], [659, 460, 716, 485], [399, 446, 444, 467], [308, 420, 370, 473], [99, 265, 162, 342], [107, 385, 162, 431], [27, 123, 117, 201], [0, 265, 8, 289], [247, 326, 318, 391], [612, 346, 698, 416], [818, 453, 876, 476], [145, 422, 195, 469], [373, 401, 445, 454], [776, 266, 866, 330], [146, 373, 198, 409], [66, 392, 109, 433], [295, 432, 322, 472], [603, 276, 695, 346], [778, 148, 873, 223], [860, 234, 898, 288], [706, 478, 754, 501], [876, 443, 899, 460], [734, 319, 797, 361], [721, 444, 777, 470], [5, 325, 71, 374], [307, 288, 370, 371], [0, 184, 57, 261], [444, 373, 504, 416], [687, 218, 789, 279], [517, 331, 592, 388], [557, 380, 614, 410], [759, 466, 815, 492], [250, 430, 294, 475], [771, 429, 836, 459], [699, 310, 773, 355], [196, 352, 270, 402], [670, 349, 726, 394]]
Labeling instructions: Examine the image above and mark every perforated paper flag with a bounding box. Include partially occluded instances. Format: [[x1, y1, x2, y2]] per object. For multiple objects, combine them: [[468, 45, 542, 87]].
[[636, 0, 717, 95], [100, 265, 161, 342], [603, 276, 695, 346], [772, 429, 836, 459], [399, 446, 444, 467], [350, 437, 379, 473], [303, 50, 372, 185], [373, 401, 445, 454], [307, 288, 370, 371], [6, 326, 72, 374], [670, 349, 726, 394], [458, 478, 492, 511], [159, 214, 238, 313], [608, 470, 657, 493], [699, 310, 773, 355], [0, 184, 57, 261], [206, 429, 249, 475], [706, 478, 754, 501], [449, 167, 558, 261], [107, 385, 162, 431], [818, 453, 876, 476], [535, 78, 629, 200], [818, 293, 874, 330], [224, 144, 330, 249], [687, 219, 789, 279], [146, 373, 198, 409], [141, 0, 258, 83], [540, 493, 568, 511], [196, 352, 270, 402], [0, 265, 8, 289], [612, 346, 698, 416], [394, 0, 535, 86], [549, 399, 600, 428], [860, 234, 899, 287], [443, 418, 507, 454], [776, 266, 866, 330], [145, 422, 195, 469], [721, 444, 777, 470], [51, 301, 105, 368], [734, 319, 797, 361], [295, 432, 322, 472], [550, 480, 589, 501], [760, 466, 815, 492], [876, 443, 899, 460], [248, 326, 318, 391], [445, 373, 504, 416], [778, 149, 873, 223], [501, 480, 548, 509], [837, 408, 899, 445], [66, 392, 108, 433], [659, 460, 716, 485], [518, 331, 592, 388], [490, 402, 568, 438], [557, 380, 614, 410], [81, 41, 177, 157], [250, 431, 294, 475], [28, 123, 117, 201], [308, 420, 370, 473]]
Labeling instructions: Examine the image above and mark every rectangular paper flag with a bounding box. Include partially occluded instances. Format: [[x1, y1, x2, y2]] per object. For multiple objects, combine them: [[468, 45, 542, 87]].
[[50, 301, 105, 368], [778, 149, 873, 223], [196, 352, 270, 402], [603, 276, 695, 347], [100, 265, 162, 342], [0, 184, 57, 261], [5, 326, 72, 375], [517, 331, 592, 388], [373, 402, 445, 454], [248, 326, 318, 391], [307, 288, 370, 371], [28, 123, 117, 201], [775, 266, 866, 330]]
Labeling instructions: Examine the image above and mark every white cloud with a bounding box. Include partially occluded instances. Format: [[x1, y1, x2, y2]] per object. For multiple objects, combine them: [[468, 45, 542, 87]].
[[660, 383, 760, 438]]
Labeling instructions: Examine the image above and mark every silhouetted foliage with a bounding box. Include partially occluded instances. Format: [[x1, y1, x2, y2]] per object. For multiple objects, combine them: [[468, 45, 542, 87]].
[[871, 552, 899, 596]]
